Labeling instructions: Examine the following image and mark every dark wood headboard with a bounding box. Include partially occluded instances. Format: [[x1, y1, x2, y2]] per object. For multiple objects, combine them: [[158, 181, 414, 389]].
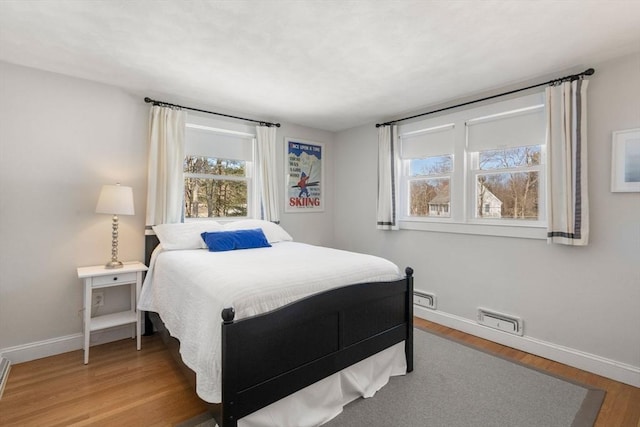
[[144, 232, 160, 266], [143, 231, 160, 335]]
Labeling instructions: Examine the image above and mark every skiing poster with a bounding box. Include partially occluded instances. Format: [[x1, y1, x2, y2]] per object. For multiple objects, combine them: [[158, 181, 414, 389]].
[[285, 138, 324, 212]]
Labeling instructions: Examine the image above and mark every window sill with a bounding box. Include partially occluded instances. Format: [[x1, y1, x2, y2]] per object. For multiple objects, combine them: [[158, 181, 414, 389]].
[[399, 219, 547, 239]]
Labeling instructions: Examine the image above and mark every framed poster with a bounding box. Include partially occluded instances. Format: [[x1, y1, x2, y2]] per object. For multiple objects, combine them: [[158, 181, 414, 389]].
[[611, 128, 640, 192], [285, 138, 324, 212]]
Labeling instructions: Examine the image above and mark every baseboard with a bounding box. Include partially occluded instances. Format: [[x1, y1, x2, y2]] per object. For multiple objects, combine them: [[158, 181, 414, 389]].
[[0, 325, 136, 364], [415, 306, 640, 388]]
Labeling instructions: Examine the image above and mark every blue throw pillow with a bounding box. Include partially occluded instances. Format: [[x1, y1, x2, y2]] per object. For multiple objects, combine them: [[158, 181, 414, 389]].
[[201, 228, 272, 252]]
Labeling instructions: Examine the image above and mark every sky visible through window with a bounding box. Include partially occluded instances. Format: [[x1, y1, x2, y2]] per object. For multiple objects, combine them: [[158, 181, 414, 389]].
[[479, 146, 541, 170], [410, 155, 452, 176]]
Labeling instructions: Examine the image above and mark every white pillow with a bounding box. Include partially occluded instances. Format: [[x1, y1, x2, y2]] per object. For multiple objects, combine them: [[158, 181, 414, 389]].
[[222, 220, 293, 243], [152, 221, 223, 250]]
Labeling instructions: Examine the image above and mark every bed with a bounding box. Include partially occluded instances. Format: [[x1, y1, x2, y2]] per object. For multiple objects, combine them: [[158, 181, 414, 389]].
[[139, 220, 414, 427]]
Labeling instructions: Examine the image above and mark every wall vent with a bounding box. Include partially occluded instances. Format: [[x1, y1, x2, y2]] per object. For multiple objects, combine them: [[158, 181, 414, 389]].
[[477, 308, 523, 336], [414, 290, 436, 310]]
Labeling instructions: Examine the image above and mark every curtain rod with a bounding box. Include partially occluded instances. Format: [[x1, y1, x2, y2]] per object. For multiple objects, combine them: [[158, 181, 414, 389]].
[[144, 97, 281, 128], [375, 68, 595, 128]]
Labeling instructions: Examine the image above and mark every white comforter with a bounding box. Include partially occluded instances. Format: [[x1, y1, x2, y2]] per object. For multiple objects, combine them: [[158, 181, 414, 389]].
[[137, 241, 401, 403]]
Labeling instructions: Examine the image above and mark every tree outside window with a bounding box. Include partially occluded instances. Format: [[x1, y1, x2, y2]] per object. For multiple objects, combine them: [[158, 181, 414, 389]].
[[184, 156, 248, 218], [475, 146, 541, 220]]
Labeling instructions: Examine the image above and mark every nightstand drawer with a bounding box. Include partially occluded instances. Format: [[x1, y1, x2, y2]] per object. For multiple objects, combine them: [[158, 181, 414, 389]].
[[92, 272, 137, 287]]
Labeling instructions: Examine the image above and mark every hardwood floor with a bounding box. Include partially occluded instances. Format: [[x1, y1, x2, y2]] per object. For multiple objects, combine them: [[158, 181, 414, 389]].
[[1, 318, 638, 426], [0, 335, 208, 426]]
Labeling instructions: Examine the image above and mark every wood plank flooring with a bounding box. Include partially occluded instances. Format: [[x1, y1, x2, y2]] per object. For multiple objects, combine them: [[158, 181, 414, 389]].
[[0, 335, 208, 426], [1, 318, 638, 426]]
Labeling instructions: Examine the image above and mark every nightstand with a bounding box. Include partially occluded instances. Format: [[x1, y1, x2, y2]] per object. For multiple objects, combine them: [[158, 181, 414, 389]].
[[77, 261, 148, 364]]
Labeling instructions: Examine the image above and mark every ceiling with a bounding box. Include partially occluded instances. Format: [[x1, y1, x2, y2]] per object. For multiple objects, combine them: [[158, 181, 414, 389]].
[[1, 1, 639, 132]]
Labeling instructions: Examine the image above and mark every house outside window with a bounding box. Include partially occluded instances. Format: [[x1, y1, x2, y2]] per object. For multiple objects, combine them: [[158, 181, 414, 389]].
[[427, 190, 450, 217], [398, 92, 547, 239], [183, 120, 256, 220]]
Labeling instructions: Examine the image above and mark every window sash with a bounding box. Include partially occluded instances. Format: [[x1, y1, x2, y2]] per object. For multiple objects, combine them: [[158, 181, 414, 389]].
[[184, 177, 249, 219], [469, 167, 544, 223], [402, 161, 453, 219], [184, 119, 256, 220]]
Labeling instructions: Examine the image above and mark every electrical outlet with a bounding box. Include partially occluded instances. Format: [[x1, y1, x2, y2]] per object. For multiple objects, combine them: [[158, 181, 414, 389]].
[[92, 292, 104, 307]]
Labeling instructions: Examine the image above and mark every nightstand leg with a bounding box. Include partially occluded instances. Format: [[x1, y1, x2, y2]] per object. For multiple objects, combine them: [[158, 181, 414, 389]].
[[83, 278, 91, 364], [130, 283, 136, 340], [84, 334, 90, 364], [136, 317, 141, 350], [136, 273, 141, 350]]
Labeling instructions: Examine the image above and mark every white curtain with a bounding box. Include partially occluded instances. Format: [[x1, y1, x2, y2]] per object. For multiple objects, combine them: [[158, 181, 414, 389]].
[[145, 106, 186, 226], [546, 79, 589, 246], [255, 125, 280, 223], [377, 125, 400, 230]]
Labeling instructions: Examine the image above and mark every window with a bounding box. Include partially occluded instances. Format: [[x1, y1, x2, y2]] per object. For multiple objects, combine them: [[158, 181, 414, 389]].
[[407, 155, 453, 218], [399, 93, 547, 238], [400, 124, 455, 220], [470, 146, 542, 220], [466, 104, 546, 224], [184, 156, 248, 218], [183, 121, 255, 219]]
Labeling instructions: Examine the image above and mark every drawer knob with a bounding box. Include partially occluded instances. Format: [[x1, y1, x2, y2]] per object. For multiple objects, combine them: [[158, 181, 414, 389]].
[[113, 277, 118, 281]]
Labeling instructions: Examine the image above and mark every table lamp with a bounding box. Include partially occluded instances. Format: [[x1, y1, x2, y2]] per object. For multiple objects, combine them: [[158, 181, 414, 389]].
[[95, 183, 134, 268]]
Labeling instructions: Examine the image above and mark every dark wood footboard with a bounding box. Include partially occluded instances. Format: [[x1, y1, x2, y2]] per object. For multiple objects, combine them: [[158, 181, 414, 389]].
[[219, 267, 414, 427]]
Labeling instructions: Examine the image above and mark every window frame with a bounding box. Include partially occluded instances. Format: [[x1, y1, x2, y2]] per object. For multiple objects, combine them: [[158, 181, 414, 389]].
[[402, 154, 454, 220], [466, 146, 546, 226], [183, 120, 257, 221], [398, 92, 548, 239]]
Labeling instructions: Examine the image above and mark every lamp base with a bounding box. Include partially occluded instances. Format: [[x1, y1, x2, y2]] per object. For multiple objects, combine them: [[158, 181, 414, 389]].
[[105, 260, 124, 269]]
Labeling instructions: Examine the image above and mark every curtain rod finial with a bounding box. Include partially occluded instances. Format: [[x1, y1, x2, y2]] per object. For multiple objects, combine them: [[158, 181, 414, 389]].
[[584, 68, 595, 76]]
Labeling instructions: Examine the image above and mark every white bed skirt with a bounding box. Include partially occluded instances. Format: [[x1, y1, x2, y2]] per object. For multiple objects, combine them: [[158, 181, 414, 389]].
[[239, 341, 407, 427]]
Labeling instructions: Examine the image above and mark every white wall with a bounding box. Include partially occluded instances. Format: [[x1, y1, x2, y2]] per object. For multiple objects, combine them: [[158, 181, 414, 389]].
[[0, 61, 334, 359], [0, 61, 149, 353], [333, 52, 640, 385]]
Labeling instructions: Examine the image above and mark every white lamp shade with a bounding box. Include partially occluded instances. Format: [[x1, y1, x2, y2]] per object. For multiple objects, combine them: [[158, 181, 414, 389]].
[[96, 184, 135, 215]]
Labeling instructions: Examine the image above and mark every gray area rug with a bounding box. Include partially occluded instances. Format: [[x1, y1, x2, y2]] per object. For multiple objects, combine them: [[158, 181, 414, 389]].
[[179, 328, 604, 427]]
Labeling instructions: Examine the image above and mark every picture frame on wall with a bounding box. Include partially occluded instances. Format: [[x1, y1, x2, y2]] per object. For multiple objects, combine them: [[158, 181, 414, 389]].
[[611, 128, 640, 192], [285, 137, 324, 212]]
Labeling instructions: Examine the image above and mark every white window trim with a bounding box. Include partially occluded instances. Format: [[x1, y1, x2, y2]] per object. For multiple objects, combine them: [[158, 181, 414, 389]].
[[398, 92, 547, 239], [400, 220, 547, 239]]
